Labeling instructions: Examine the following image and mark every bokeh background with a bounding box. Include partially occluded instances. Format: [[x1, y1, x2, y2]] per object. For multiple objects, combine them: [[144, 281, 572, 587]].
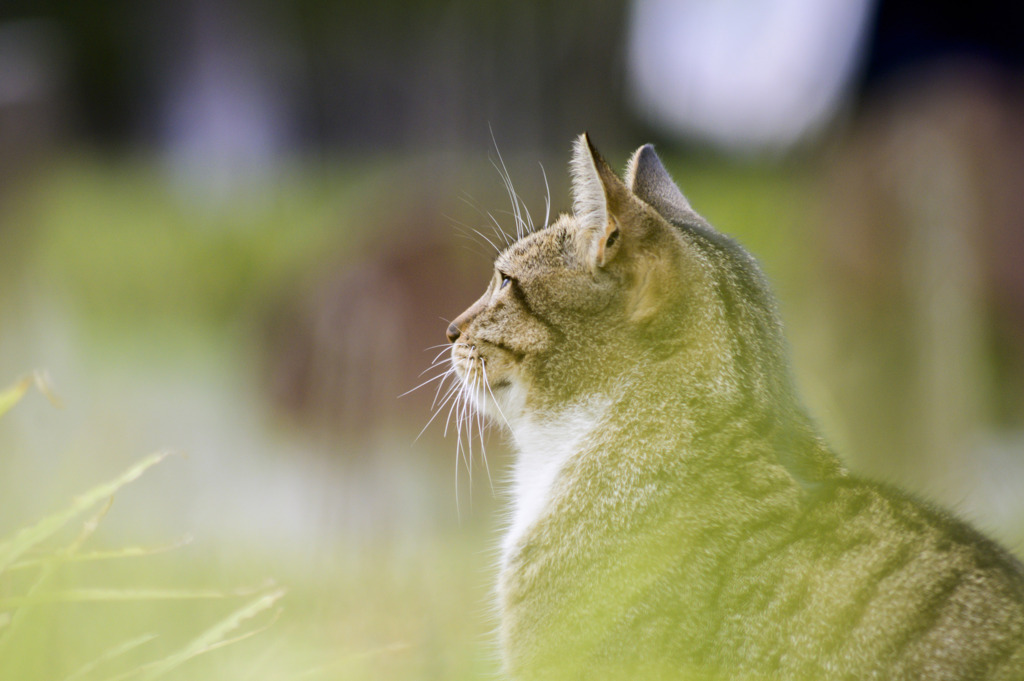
[[1, 1, 1023, 679]]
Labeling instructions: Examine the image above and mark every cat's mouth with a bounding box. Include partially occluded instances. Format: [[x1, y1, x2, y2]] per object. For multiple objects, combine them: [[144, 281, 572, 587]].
[[451, 343, 486, 390], [452, 341, 515, 409]]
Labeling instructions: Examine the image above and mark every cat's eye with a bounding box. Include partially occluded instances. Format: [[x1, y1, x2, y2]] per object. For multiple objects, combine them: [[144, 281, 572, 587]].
[[606, 228, 619, 249], [499, 273, 512, 290]]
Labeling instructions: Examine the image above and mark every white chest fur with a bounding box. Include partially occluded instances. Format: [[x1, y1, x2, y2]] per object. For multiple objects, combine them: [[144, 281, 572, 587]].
[[502, 397, 611, 564]]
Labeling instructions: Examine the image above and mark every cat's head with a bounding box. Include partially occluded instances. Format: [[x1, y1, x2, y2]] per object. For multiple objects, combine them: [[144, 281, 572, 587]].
[[446, 134, 786, 425]]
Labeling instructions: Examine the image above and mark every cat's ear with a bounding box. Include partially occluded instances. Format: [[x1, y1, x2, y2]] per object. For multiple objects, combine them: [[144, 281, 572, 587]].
[[570, 133, 632, 269], [625, 144, 693, 223]]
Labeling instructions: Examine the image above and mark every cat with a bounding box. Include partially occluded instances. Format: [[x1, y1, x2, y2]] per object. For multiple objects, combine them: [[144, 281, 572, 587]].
[[442, 134, 1024, 680]]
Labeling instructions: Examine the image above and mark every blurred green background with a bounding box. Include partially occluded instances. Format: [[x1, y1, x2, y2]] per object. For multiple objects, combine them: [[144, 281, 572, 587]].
[[1, 1, 1023, 679]]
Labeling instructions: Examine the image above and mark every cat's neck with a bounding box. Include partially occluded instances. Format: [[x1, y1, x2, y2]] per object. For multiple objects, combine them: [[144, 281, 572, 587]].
[[503, 393, 615, 562], [500, 363, 842, 566], [500, 370, 708, 565]]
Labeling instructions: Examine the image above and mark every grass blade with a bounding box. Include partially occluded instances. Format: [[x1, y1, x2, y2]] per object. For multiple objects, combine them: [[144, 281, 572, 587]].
[[0, 586, 269, 608], [0, 453, 169, 575], [0, 497, 115, 658], [115, 587, 286, 681], [0, 375, 32, 419], [64, 634, 159, 681], [8, 536, 194, 572], [0, 371, 62, 419]]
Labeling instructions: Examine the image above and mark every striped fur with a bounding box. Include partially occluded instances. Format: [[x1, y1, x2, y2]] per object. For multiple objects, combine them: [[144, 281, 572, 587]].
[[444, 136, 1024, 680]]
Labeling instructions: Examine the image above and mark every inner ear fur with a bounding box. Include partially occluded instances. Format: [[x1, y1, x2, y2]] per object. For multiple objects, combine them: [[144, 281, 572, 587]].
[[570, 135, 692, 327], [569, 133, 637, 270]]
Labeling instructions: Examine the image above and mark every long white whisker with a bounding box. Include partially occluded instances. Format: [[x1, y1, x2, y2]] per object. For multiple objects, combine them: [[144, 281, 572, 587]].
[[472, 228, 503, 255], [474, 372, 494, 495], [463, 383, 474, 502], [456, 385, 473, 509], [485, 211, 512, 247], [452, 232, 493, 259], [450, 384, 465, 518], [400, 368, 453, 398], [454, 403, 461, 519], [539, 162, 551, 230], [459, 194, 512, 247], [431, 368, 460, 410], [480, 360, 512, 432], [444, 381, 464, 438], [489, 126, 526, 240], [415, 377, 461, 441], [517, 178, 535, 233], [425, 347, 454, 369], [491, 157, 523, 240], [448, 213, 506, 255]]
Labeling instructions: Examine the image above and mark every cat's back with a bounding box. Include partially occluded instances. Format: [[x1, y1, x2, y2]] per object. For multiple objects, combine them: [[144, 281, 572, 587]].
[[505, 465, 1024, 680], [707, 476, 1024, 679]]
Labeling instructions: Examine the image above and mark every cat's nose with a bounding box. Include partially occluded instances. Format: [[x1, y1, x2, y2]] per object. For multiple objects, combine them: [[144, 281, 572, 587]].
[[446, 323, 461, 343]]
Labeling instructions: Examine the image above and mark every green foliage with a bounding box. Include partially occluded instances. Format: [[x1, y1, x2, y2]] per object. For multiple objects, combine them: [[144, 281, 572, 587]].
[[17, 157, 386, 339]]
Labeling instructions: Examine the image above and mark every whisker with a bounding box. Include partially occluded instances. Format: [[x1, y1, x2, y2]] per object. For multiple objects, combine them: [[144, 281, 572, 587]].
[[491, 157, 523, 241], [516, 177, 535, 234], [454, 406, 461, 518], [471, 227, 503, 255], [420, 348, 455, 370], [452, 227, 493, 252], [415, 377, 461, 441], [453, 384, 471, 508], [489, 125, 526, 240], [413, 350, 453, 380], [459, 194, 513, 248], [480, 360, 513, 432], [430, 365, 460, 408], [447, 209, 508, 256], [463, 383, 474, 501], [539, 162, 551, 230], [453, 237, 492, 260], [429, 346, 454, 365], [485, 211, 513, 247], [400, 369, 452, 398], [474, 372, 495, 495], [443, 383, 463, 438]]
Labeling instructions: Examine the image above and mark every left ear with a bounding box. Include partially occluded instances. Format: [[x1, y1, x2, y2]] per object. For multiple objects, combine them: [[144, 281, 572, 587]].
[[570, 133, 634, 269]]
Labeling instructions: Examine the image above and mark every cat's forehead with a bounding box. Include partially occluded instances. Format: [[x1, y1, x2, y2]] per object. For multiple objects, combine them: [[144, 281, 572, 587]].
[[495, 216, 578, 273]]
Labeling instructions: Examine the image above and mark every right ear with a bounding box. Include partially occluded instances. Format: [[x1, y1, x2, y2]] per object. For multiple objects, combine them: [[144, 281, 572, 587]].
[[625, 144, 695, 225], [570, 133, 633, 270]]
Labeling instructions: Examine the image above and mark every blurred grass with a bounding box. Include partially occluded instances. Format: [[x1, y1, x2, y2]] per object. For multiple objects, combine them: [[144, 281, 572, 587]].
[[0, 381, 283, 681], [0, 373, 498, 681]]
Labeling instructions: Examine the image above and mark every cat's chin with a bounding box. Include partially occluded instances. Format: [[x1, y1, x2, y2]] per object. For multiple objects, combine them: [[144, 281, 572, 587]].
[[457, 372, 522, 430]]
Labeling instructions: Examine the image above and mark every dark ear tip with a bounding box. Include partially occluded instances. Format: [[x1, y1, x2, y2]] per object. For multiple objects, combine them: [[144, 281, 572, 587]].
[[580, 132, 611, 170], [637, 144, 661, 166], [582, 131, 597, 154], [634, 144, 672, 184]]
